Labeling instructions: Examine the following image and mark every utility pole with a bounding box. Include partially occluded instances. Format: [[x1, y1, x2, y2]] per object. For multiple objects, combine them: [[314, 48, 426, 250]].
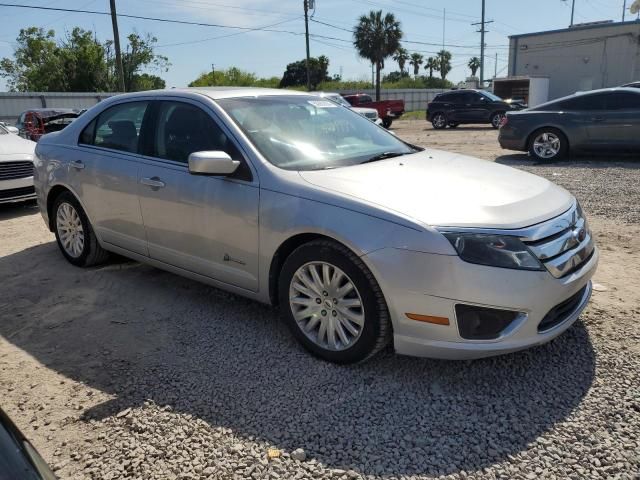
[[623, 0, 627, 21], [472, 0, 493, 87], [109, 0, 125, 92], [494, 52, 498, 78], [570, 0, 576, 26], [303, 0, 311, 91]]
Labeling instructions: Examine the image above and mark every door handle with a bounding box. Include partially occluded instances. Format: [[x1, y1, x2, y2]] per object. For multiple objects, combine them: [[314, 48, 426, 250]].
[[140, 177, 165, 188], [71, 160, 85, 170]]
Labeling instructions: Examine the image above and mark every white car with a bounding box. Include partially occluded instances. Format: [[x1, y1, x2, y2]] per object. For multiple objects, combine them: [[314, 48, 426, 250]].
[[0, 123, 36, 203], [314, 92, 384, 126], [0, 122, 19, 134]]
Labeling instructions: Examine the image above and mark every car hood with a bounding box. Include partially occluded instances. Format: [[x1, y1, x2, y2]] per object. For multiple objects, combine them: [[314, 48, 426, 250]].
[[298, 149, 573, 229], [0, 134, 36, 157]]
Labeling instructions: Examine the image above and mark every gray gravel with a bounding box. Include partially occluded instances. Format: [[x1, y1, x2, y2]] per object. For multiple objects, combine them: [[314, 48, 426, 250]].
[[2, 251, 638, 480], [498, 156, 640, 224]]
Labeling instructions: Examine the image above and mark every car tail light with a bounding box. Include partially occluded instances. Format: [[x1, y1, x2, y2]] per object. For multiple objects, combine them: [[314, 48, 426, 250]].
[[500, 116, 509, 127]]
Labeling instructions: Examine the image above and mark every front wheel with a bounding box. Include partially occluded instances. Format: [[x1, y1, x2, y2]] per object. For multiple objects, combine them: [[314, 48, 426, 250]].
[[53, 191, 109, 267], [431, 113, 447, 129], [528, 128, 568, 161], [490, 112, 505, 129], [278, 240, 390, 364]]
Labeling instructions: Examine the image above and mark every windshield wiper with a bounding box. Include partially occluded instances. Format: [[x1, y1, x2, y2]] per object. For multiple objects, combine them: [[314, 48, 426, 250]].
[[360, 151, 408, 164]]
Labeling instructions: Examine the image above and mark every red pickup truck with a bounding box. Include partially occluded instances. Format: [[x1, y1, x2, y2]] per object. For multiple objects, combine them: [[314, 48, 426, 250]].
[[341, 94, 405, 128]]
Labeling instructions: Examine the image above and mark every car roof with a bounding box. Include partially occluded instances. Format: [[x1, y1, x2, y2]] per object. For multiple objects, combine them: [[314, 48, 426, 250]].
[[110, 87, 313, 101]]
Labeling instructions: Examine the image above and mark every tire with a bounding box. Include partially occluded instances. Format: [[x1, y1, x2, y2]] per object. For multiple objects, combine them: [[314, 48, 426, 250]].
[[382, 118, 393, 129], [490, 111, 505, 129], [431, 112, 447, 129], [448, 122, 460, 128], [528, 128, 568, 161], [52, 191, 109, 267], [278, 239, 391, 364]]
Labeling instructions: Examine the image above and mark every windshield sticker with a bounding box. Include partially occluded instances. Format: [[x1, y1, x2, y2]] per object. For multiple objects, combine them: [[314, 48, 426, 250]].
[[308, 100, 338, 108]]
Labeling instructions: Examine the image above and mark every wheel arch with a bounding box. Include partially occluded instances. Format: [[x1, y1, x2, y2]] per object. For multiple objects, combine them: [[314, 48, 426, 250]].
[[268, 232, 364, 306], [46, 184, 96, 235]]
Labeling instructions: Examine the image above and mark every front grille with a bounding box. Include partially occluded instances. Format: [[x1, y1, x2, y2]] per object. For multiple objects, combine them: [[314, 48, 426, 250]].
[[0, 161, 34, 180], [0, 185, 35, 200], [538, 285, 587, 332], [524, 204, 594, 278]]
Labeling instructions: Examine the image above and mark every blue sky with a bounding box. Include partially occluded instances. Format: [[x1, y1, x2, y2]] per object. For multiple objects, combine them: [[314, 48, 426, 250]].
[[0, 0, 633, 90]]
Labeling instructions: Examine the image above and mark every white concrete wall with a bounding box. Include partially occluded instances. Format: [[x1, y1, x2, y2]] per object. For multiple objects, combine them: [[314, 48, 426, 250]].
[[0, 92, 117, 123]]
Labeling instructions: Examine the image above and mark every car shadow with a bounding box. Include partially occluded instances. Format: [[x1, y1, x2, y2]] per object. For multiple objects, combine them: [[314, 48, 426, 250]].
[[0, 199, 39, 221], [0, 242, 597, 477], [423, 126, 497, 132], [496, 152, 640, 168]]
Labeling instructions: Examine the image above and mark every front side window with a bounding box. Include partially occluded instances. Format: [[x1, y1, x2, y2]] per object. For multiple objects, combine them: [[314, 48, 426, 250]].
[[82, 101, 149, 153], [480, 91, 502, 102], [217, 95, 417, 171], [152, 101, 242, 164]]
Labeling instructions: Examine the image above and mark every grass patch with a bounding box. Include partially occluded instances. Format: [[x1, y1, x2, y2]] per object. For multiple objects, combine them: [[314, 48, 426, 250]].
[[401, 111, 426, 121]]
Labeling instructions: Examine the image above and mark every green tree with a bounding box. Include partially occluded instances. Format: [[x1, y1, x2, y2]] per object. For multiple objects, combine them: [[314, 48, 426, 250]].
[[0, 27, 64, 91], [353, 10, 402, 100], [279, 55, 330, 89], [118, 33, 169, 92], [468, 56, 481, 77], [59, 28, 109, 91], [425, 57, 438, 78], [392, 47, 409, 75], [409, 52, 423, 78], [436, 50, 452, 80]]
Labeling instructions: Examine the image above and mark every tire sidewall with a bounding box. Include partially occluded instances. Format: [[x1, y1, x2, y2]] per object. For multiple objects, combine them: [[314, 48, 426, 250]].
[[278, 242, 383, 364], [53, 192, 93, 267], [490, 112, 504, 129]]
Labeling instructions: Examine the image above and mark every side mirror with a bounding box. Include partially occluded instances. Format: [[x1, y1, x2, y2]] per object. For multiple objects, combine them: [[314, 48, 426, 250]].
[[188, 151, 240, 176]]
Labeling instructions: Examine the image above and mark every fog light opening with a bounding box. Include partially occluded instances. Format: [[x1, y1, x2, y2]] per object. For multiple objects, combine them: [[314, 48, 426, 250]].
[[455, 304, 521, 340]]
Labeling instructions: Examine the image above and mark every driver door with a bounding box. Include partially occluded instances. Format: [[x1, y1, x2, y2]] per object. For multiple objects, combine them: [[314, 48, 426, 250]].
[[137, 99, 260, 292]]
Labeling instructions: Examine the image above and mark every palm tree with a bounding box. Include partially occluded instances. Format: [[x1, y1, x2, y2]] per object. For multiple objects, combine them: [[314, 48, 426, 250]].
[[409, 52, 423, 78], [353, 10, 403, 100], [425, 57, 438, 78], [436, 49, 452, 80], [393, 47, 409, 75], [468, 57, 481, 77]]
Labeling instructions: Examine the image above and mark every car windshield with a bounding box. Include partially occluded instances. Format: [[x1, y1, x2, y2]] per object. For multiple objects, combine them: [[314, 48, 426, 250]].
[[217, 95, 417, 171], [481, 91, 503, 101]]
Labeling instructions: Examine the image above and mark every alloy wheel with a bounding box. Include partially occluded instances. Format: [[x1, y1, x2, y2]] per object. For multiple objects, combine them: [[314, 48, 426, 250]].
[[433, 114, 446, 128], [56, 202, 85, 258], [492, 113, 505, 128], [288, 261, 365, 351], [533, 132, 561, 159]]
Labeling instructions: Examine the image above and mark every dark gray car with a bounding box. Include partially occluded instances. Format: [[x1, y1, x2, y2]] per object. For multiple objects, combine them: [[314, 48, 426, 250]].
[[498, 88, 640, 161]]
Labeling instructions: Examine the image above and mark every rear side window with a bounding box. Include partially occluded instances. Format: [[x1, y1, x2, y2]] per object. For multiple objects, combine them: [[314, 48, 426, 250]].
[[80, 101, 149, 153], [153, 101, 242, 164], [556, 94, 606, 111], [605, 92, 640, 110]]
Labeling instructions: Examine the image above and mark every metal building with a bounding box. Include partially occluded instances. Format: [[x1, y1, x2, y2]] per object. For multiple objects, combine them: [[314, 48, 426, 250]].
[[507, 20, 640, 100]]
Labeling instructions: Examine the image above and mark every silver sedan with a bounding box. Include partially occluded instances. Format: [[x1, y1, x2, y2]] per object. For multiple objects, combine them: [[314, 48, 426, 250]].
[[33, 88, 597, 363]]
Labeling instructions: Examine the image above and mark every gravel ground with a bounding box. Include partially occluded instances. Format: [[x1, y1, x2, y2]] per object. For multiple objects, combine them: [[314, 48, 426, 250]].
[[1, 122, 639, 480]]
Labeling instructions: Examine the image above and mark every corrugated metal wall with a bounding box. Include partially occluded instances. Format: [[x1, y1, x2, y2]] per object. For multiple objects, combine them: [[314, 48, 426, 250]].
[[0, 92, 118, 123], [0, 88, 447, 124]]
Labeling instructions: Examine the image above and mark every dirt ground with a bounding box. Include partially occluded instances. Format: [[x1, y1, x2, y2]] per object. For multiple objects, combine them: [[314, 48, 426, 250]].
[[1, 121, 639, 480]]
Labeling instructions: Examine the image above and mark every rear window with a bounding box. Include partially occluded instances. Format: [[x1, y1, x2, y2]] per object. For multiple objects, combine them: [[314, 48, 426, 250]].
[[605, 92, 640, 110]]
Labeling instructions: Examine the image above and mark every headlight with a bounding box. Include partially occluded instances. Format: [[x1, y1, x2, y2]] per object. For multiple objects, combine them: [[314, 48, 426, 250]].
[[443, 233, 543, 271]]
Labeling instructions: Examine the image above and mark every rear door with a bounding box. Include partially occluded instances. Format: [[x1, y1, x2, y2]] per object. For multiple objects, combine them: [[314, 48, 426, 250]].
[[72, 100, 151, 255], [137, 99, 260, 291], [449, 92, 477, 122], [599, 92, 640, 149]]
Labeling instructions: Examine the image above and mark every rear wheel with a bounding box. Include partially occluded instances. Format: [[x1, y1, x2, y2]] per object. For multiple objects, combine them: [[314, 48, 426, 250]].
[[382, 118, 393, 129], [431, 113, 447, 129], [490, 111, 505, 129], [53, 191, 109, 267], [278, 240, 390, 364], [528, 128, 568, 161]]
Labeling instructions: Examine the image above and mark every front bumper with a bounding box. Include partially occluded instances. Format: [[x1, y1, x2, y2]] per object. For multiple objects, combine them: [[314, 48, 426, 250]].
[[0, 176, 36, 204], [362, 243, 598, 360]]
